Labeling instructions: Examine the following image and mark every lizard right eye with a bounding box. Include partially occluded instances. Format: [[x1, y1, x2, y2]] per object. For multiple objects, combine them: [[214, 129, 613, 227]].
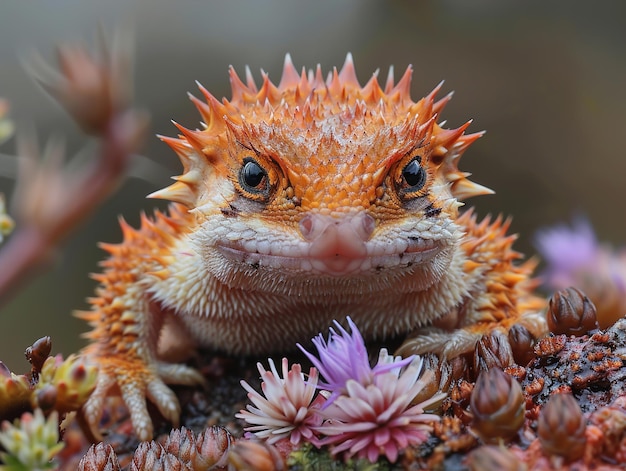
[[239, 157, 269, 196]]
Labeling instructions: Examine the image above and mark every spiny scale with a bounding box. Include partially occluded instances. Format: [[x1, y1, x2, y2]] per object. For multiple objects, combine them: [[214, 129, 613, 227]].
[[149, 53, 493, 208]]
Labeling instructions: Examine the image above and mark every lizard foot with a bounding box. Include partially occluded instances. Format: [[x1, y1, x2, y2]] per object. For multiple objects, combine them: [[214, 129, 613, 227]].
[[396, 326, 481, 360], [396, 311, 547, 372], [82, 356, 205, 442]]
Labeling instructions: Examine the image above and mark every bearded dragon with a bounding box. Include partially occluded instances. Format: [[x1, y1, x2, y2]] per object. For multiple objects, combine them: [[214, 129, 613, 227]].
[[78, 54, 546, 441]]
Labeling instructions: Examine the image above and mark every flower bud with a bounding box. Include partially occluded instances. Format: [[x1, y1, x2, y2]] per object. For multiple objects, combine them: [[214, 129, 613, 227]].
[[194, 425, 233, 468], [78, 442, 121, 471], [508, 324, 535, 366], [466, 445, 527, 471], [228, 441, 285, 471], [474, 331, 514, 374], [25, 336, 52, 375], [411, 353, 450, 412], [547, 287, 598, 336], [163, 427, 196, 464], [470, 368, 525, 443], [537, 393, 586, 461], [130, 442, 184, 471]]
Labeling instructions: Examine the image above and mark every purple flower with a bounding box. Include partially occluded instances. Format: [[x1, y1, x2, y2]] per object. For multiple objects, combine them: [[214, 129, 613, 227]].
[[297, 317, 413, 405], [534, 217, 599, 288], [535, 217, 626, 328]]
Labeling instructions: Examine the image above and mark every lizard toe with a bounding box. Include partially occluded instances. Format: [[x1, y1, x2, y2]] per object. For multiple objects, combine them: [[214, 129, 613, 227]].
[[120, 380, 154, 442], [82, 371, 116, 442], [156, 361, 206, 386], [147, 379, 181, 428]]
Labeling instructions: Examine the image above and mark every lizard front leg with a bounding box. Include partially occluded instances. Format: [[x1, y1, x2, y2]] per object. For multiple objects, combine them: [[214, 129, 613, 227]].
[[397, 213, 548, 363], [78, 207, 204, 441]]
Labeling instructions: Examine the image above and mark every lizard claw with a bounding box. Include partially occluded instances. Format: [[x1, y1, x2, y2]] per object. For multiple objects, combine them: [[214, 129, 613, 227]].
[[82, 356, 204, 441], [396, 326, 480, 359]]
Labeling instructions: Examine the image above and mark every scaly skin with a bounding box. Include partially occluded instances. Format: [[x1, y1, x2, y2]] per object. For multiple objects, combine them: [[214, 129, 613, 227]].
[[78, 54, 547, 441]]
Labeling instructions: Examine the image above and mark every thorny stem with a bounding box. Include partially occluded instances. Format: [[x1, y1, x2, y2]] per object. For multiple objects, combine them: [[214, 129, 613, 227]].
[[0, 115, 138, 308]]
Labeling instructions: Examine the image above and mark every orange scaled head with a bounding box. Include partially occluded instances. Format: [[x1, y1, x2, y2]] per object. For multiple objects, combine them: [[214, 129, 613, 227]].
[[151, 54, 492, 280]]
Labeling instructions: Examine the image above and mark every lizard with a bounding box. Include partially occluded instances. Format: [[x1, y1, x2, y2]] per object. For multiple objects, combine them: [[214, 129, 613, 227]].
[[77, 53, 547, 441]]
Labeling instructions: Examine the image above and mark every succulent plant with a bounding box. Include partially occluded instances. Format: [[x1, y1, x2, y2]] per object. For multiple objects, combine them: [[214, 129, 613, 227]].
[[466, 445, 527, 471], [473, 330, 515, 373], [470, 368, 525, 443], [507, 324, 535, 366], [78, 442, 121, 471], [537, 393, 586, 461], [163, 426, 233, 470], [0, 364, 31, 422], [0, 409, 64, 470], [228, 440, 285, 471], [546, 287, 598, 336], [32, 354, 98, 415]]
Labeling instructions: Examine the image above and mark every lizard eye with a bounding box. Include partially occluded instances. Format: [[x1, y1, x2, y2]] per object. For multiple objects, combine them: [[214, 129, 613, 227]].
[[239, 157, 269, 196], [401, 157, 427, 192]]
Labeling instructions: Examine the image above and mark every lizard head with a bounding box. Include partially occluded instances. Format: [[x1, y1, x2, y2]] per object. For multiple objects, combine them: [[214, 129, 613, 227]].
[[150, 54, 493, 295]]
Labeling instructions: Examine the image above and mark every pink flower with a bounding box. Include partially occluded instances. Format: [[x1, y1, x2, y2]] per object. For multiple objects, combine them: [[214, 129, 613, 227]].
[[315, 353, 445, 463], [236, 358, 322, 445]]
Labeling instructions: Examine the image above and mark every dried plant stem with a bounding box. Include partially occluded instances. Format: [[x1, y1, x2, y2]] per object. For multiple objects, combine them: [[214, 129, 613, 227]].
[[0, 114, 145, 307]]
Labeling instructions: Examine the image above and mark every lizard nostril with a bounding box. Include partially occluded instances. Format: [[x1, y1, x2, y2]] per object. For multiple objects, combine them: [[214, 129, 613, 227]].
[[299, 212, 375, 242], [299, 215, 314, 239]]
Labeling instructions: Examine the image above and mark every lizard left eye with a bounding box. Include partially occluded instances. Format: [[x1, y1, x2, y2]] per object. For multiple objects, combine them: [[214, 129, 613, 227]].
[[401, 157, 427, 191], [239, 157, 269, 196]]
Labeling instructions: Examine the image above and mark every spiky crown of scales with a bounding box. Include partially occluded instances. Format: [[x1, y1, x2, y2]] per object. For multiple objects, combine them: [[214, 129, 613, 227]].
[[150, 53, 493, 209]]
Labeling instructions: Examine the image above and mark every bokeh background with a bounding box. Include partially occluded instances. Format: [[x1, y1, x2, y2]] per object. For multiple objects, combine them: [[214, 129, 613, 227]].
[[0, 1, 625, 369]]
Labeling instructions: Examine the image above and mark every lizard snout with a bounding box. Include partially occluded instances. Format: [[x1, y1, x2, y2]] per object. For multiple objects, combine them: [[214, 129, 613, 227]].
[[299, 212, 375, 274]]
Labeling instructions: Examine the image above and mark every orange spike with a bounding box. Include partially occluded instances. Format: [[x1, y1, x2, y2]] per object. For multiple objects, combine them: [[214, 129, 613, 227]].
[[338, 53, 360, 87], [279, 53, 300, 89], [434, 91, 454, 116], [89, 273, 107, 283], [257, 72, 281, 104], [384, 65, 395, 93], [312, 64, 325, 88], [454, 131, 485, 152], [118, 217, 138, 241], [362, 71, 383, 104], [433, 121, 472, 148], [229, 65, 252, 104], [453, 179, 495, 201], [158, 135, 194, 172], [244, 65, 258, 92], [98, 242, 121, 255], [74, 310, 100, 322], [172, 121, 207, 154], [391, 65, 413, 101], [148, 181, 197, 206], [187, 92, 213, 126], [327, 67, 342, 96], [296, 68, 312, 100], [426, 80, 445, 105]]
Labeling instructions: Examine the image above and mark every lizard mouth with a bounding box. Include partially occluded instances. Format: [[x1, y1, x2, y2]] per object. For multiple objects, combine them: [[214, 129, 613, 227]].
[[216, 237, 443, 276]]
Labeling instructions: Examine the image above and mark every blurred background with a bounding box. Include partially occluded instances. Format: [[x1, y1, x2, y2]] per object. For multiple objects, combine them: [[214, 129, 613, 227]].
[[0, 0, 624, 369]]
